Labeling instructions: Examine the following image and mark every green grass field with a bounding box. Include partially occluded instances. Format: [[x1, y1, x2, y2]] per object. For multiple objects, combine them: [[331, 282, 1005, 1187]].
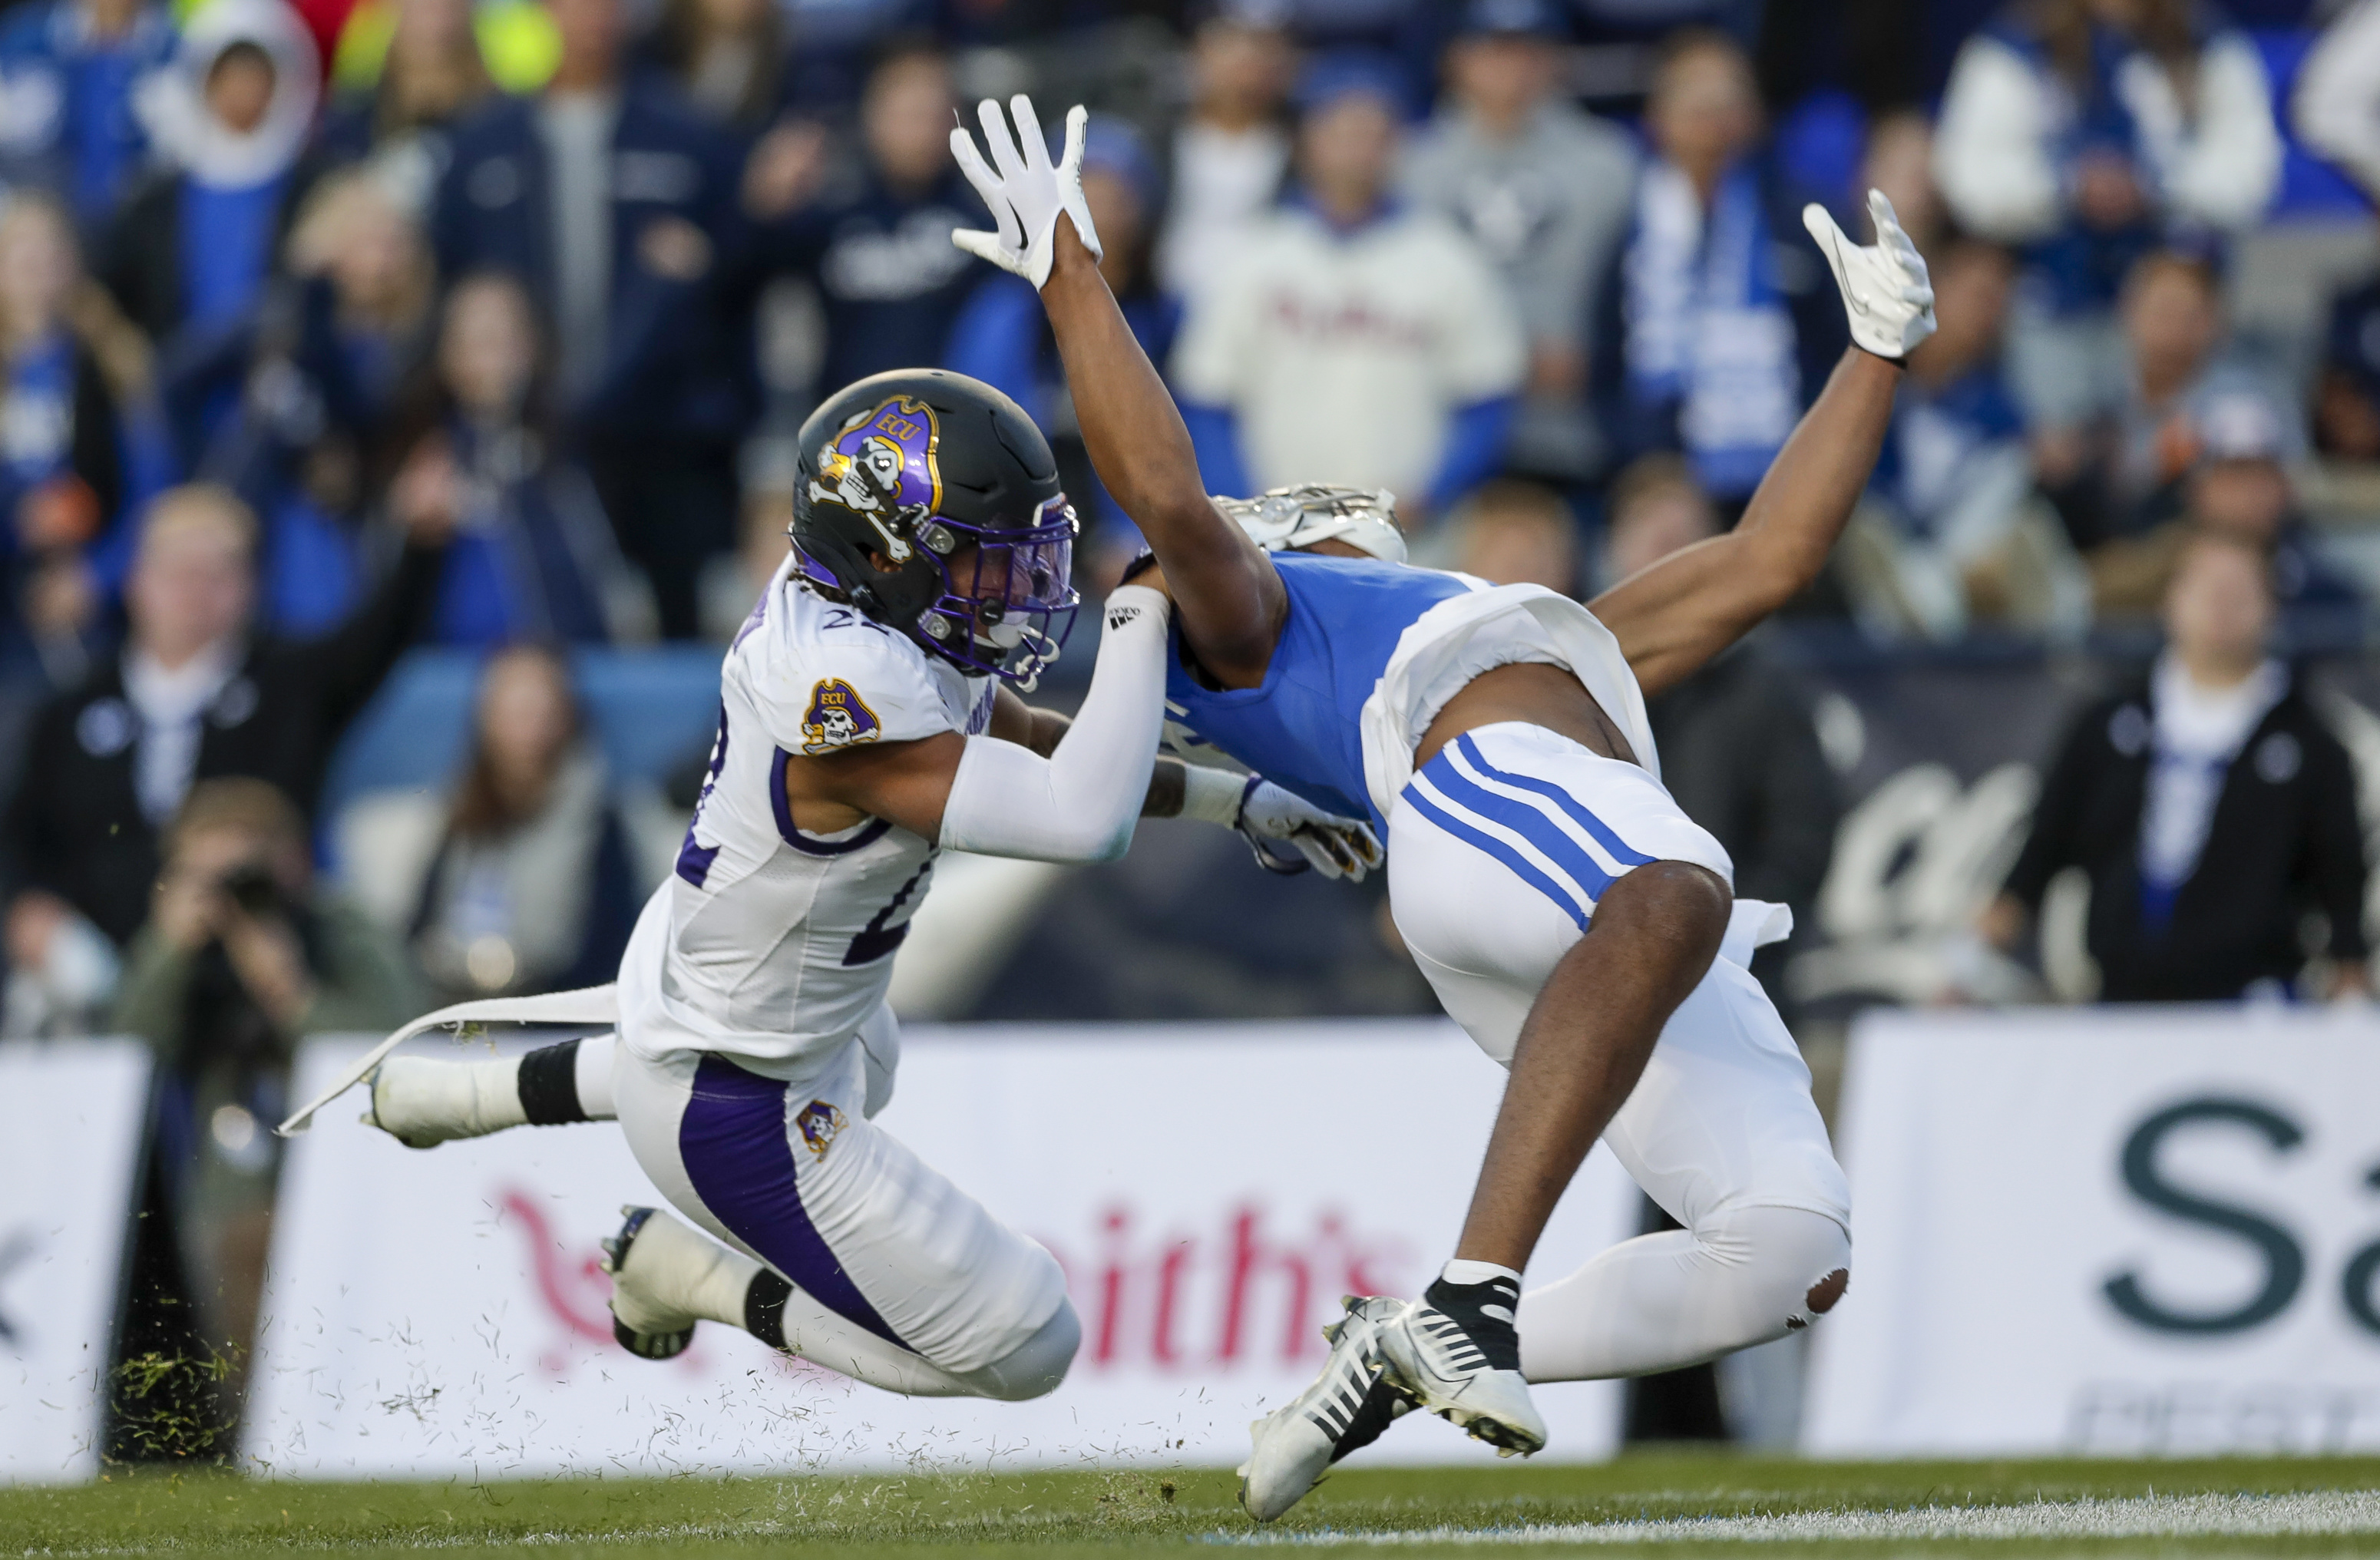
[[5, 1454, 2378, 1558]]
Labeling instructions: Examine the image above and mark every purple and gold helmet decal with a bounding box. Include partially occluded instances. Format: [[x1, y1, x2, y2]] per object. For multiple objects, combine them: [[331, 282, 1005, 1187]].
[[807, 396, 944, 564]]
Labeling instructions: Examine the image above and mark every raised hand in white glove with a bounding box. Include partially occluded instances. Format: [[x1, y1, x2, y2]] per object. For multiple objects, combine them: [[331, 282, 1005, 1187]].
[[949, 95, 1100, 289], [1802, 188, 1935, 362], [1180, 766, 1381, 882]]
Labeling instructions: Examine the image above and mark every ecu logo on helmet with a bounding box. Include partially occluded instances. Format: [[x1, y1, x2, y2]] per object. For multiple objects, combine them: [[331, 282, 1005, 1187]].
[[808, 396, 944, 565], [801, 679, 881, 755]]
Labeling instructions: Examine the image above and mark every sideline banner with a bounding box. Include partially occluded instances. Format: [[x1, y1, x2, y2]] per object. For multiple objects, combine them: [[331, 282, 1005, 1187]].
[[1804, 1006, 2380, 1458], [245, 1023, 1638, 1477], [0, 1040, 152, 1482]]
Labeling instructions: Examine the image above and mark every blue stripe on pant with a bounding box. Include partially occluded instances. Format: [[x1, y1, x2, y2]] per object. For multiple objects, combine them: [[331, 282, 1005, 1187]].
[[1453, 734, 1655, 868], [1402, 784, 1591, 930], [678, 1053, 907, 1350], [1412, 740, 1665, 929]]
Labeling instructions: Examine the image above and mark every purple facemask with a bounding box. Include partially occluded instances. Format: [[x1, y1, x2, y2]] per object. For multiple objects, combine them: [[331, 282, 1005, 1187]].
[[911, 496, 1080, 689], [795, 494, 1079, 689]]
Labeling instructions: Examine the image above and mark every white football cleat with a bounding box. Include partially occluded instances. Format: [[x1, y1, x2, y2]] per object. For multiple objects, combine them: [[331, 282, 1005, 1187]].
[[1238, 1296, 1416, 1522], [1375, 1287, 1547, 1458], [600, 1205, 706, 1360], [364, 1056, 522, 1148]]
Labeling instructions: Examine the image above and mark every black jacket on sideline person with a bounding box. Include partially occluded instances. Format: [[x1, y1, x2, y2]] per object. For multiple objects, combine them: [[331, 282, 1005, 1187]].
[[1645, 640, 1840, 1015], [0, 539, 447, 947], [2000, 673, 2369, 1002]]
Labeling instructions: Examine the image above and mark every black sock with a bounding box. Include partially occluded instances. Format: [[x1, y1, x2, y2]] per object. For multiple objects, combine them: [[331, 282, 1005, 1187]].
[[517, 1040, 588, 1125], [1423, 1273, 1523, 1372], [745, 1270, 792, 1351]]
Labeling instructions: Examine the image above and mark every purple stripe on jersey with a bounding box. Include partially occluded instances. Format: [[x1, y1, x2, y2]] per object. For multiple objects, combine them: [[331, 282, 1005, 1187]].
[[679, 1053, 907, 1350], [769, 749, 894, 856], [675, 831, 721, 887]]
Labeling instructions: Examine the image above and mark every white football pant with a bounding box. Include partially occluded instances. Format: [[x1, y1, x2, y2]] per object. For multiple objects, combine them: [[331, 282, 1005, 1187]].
[[1388, 721, 1853, 1382], [571, 1013, 1077, 1399]]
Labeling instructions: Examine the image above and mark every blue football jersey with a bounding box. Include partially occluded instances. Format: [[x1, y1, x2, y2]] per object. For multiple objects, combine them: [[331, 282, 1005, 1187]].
[[1163, 551, 1473, 831]]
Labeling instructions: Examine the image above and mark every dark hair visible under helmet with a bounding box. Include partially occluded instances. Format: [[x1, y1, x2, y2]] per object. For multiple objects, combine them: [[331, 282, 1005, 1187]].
[[790, 369, 1079, 687]]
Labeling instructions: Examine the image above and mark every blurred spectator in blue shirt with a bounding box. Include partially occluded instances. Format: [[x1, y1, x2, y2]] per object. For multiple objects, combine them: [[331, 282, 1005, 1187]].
[[0, 192, 169, 685], [306, 0, 495, 214], [203, 170, 439, 638], [2038, 253, 2319, 620], [2036, 253, 2283, 571], [1406, 0, 1637, 485], [100, 0, 321, 470], [751, 43, 988, 396], [434, 0, 749, 640], [1605, 28, 1843, 506], [1159, 4, 1294, 305], [1932, 0, 2280, 428], [1838, 236, 2044, 640], [947, 115, 1178, 582], [0, 0, 176, 233], [383, 271, 633, 646]]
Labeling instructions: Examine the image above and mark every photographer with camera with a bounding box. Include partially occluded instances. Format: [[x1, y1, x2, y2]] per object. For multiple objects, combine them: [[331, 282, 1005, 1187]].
[[111, 778, 417, 1393]]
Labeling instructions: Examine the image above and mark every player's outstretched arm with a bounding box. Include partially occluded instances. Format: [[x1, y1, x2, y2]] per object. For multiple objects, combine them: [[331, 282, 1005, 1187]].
[[950, 96, 1286, 689], [792, 587, 1174, 863], [1591, 190, 1935, 699], [989, 686, 1380, 879]]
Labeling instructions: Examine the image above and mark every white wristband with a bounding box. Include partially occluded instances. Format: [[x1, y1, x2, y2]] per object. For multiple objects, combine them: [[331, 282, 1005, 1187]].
[[1179, 764, 1250, 828]]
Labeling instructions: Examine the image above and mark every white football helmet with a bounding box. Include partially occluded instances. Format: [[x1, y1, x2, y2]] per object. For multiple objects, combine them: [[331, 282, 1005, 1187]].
[[1218, 484, 1407, 564]]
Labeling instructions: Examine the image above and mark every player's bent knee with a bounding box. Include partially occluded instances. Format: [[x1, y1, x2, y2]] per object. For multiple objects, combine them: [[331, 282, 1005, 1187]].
[[955, 1301, 1081, 1402], [1731, 1205, 1851, 1334], [1599, 860, 1731, 950]]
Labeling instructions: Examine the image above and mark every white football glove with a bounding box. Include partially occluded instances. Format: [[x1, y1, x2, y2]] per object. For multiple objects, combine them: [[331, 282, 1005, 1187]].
[[1802, 188, 1935, 362], [1237, 778, 1382, 883], [949, 95, 1101, 289]]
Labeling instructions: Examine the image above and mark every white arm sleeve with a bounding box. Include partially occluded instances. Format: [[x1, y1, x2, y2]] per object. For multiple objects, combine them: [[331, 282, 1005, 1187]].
[[938, 586, 1172, 863]]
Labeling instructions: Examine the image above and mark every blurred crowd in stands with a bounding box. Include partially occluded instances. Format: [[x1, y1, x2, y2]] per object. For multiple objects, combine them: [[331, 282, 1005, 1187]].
[[1, 0, 2375, 1084], [0, 0, 2372, 1454]]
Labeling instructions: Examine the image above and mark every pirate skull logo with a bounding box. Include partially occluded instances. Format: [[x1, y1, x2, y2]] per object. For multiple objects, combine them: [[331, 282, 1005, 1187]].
[[808, 397, 944, 566], [801, 679, 882, 755]]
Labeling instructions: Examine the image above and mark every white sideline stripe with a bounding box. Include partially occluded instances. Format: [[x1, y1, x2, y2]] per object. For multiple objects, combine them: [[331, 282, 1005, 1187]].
[[1217, 1489, 2380, 1546]]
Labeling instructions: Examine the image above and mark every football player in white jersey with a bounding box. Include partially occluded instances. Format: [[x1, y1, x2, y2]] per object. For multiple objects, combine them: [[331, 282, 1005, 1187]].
[[947, 99, 1932, 1511], [319, 369, 1375, 1403]]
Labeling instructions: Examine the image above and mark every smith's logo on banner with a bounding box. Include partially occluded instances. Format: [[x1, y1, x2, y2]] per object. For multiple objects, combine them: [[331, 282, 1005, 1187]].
[[2104, 1096, 2380, 1338]]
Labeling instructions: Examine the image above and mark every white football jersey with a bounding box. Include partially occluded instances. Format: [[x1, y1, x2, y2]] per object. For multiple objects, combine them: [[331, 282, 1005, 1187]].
[[617, 554, 997, 1074]]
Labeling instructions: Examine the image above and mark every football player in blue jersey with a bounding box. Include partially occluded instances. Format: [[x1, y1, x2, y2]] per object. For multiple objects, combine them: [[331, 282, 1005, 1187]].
[[950, 98, 1935, 1517]]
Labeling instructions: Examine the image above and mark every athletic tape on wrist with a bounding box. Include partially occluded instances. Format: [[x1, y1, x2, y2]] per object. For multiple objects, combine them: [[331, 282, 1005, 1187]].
[[1179, 763, 1249, 828]]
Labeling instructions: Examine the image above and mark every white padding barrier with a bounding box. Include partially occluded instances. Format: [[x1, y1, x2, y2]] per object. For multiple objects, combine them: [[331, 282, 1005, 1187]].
[[1806, 1004, 2380, 1458]]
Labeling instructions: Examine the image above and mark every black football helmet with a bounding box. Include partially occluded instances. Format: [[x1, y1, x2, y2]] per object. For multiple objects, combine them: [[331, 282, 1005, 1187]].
[[790, 369, 1079, 686]]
